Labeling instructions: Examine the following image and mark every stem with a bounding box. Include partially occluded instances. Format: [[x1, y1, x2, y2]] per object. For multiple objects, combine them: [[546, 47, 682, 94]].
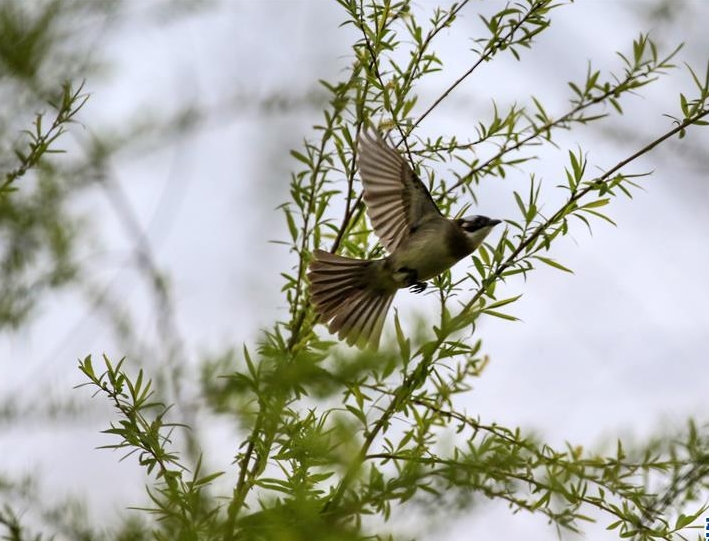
[[409, 0, 550, 134], [459, 107, 709, 319]]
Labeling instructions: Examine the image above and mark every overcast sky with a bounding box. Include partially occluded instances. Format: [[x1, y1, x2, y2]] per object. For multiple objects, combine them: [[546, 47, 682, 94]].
[[1, 1, 708, 539]]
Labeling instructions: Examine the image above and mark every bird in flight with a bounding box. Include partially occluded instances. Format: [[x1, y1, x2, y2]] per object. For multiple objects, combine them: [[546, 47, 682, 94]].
[[308, 129, 500, 350]]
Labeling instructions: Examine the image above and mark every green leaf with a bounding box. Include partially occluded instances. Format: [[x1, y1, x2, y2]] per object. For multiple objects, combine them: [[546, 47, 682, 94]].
[[290, 149, 311, 166], [394, 311, 410, 363], [284, 208, 298, 241], [485, 294, 523, 310], [535, 256, 574, 273], [581, 198, 609, 209], [482, 309, 519, 321], [346, 405, 367, 426], [513, 191, 527, 218]]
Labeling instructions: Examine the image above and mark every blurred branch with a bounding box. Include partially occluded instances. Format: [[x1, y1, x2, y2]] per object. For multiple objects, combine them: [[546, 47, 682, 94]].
[[92, 163, 200, 465], [1, 81, 88, 195], [457, 104, 709, 325]]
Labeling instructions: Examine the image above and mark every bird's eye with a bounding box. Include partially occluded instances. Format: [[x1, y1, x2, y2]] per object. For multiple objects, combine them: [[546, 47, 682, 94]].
[[462, 218, 481, 231]]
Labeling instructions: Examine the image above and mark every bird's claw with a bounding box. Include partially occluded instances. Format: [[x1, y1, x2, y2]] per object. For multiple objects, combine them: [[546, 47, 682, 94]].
[[409, 281, 427, 294]]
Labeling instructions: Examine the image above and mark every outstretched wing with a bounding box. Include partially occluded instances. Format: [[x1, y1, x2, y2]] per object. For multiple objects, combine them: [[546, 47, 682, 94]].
[[357, 130, 442, 253]]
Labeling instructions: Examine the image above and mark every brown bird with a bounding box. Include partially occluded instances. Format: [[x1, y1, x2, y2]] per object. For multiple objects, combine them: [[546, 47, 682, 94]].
[[308, 130, 500, 349]]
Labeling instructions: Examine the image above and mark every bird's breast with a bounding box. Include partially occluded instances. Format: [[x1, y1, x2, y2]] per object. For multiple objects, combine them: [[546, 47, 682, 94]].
[[388, 219, 472, 284]]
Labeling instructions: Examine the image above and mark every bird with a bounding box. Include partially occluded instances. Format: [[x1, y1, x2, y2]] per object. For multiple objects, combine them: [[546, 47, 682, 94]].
[[307, 129, 501, 350]]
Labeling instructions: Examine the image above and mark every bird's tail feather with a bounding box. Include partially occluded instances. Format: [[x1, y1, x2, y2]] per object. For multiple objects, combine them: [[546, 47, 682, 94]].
[[308, 249, 394, 350]]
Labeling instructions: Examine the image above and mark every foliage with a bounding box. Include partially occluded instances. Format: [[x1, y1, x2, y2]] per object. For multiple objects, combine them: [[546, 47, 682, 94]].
[[0, 81, 87, 328], [0, 0, 102, 331], [4, 0, 709, 540]]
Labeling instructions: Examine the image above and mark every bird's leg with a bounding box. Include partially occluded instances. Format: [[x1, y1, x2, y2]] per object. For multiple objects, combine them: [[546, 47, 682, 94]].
[[398, 266, 427, 294], [409, 281, 427, 294]]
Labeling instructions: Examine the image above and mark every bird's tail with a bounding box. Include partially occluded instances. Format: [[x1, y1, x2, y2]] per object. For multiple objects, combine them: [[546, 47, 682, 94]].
[[307, 249, 395, 350]]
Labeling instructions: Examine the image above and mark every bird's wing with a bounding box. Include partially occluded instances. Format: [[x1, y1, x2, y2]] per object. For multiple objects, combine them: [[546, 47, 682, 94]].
[[357, 129, 442, 254]]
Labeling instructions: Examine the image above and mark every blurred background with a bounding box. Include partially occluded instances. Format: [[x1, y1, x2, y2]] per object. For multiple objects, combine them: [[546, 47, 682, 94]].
[[0, 0, 708, 538]]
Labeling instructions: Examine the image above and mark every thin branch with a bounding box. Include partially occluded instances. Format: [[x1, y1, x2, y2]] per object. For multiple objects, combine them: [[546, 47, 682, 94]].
[[409, 0, 551, 134], [332, 1, 554, 254], [2, 81, 88, 193], [446, 44, 683, 194], [93, 166, 199, 464], [458, 106, 709, 319]]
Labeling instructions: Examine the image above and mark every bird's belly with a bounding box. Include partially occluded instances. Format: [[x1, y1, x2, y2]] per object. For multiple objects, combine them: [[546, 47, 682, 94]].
[[390, 241, 461, 284], [413, 247, 459, 281]]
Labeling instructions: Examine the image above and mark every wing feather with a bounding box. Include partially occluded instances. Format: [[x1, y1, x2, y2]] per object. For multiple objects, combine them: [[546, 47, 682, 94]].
[[357, 130, 442, 253]]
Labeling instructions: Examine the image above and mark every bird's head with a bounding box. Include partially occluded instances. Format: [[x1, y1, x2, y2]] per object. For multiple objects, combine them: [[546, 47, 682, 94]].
[[456, 215, 502, 250]]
